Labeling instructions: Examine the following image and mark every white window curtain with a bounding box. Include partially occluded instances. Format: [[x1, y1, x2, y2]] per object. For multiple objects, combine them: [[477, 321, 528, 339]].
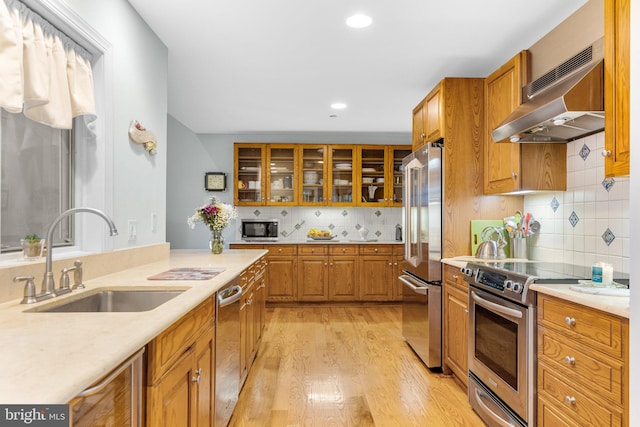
[[0, 0, 96, 130]]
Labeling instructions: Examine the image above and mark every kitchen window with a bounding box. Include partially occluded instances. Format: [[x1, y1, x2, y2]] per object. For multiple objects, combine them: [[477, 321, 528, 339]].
[[0, 110, 74, 253]]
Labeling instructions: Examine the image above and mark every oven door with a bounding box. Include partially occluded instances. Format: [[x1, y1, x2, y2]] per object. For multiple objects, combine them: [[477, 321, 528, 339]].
[[468, 286, 531, 423]]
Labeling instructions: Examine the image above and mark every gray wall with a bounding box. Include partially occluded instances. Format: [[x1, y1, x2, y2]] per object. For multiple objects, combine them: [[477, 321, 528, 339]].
[[166, 115, 410, 249]]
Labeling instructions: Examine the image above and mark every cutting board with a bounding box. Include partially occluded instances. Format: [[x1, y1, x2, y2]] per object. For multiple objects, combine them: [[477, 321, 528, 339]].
[[470, 220, 504, 256]]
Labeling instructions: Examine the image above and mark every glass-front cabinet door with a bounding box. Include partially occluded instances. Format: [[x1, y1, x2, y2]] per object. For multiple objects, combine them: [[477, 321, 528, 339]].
[[266, 145, 297, 205], [389, 146, 412, 206], [357, 146, 386, 206], [299, 145, 327, 205], [235, 144, 265, 206], [328, 145, 355, 205]]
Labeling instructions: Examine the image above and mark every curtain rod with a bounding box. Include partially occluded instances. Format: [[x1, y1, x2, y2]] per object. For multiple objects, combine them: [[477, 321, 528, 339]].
[[4, 0, 92, 60]]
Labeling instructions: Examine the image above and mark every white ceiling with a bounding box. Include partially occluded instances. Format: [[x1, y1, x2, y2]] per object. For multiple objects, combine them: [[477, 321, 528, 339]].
[[127, 0, 589, 134]]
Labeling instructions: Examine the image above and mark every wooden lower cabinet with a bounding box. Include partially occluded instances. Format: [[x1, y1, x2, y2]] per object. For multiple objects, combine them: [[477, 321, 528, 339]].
[[537, 294, 628, 427], [298, 255, 329, 301], [442, 264, 468, 386], [358, 255, 394, 301], [147, 326, 215, 427], [230, 243, 402, 303], [239, 257, 267, 386]]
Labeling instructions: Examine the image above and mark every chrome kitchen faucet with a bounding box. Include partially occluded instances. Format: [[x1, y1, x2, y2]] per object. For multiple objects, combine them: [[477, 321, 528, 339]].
[[15, 207, 118, 303]]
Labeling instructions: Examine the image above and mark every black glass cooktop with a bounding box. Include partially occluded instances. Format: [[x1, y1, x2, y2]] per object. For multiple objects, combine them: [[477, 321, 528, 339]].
[[474, 261, 629, 285]]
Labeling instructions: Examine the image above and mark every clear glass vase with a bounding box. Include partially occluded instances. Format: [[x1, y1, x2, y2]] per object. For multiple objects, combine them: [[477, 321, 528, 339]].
[[210, 229, 224, 254]]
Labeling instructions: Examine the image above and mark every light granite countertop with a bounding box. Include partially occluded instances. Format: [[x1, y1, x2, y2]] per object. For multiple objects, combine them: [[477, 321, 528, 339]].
[[441, 256, 630, 319], [0, 249, 266, 404], [230, 240, 403, 245]]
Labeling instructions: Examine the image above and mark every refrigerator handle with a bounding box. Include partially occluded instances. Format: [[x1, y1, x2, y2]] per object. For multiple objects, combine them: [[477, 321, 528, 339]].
[[399, 275, 429, 295], [404, 157, 422, 267]]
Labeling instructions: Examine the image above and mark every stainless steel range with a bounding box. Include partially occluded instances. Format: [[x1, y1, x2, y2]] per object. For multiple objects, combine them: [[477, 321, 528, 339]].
[[460, 261, 627, 427]]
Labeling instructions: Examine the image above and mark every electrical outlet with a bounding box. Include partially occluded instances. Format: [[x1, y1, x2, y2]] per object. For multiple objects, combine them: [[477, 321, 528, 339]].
[[128, 219, 137, 242], [151, 213, 157, 233]]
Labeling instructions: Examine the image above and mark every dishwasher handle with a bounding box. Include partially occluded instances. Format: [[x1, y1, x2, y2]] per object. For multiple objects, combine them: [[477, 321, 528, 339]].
[[218, 284, 243, 307], [399, 274, 432, 296]]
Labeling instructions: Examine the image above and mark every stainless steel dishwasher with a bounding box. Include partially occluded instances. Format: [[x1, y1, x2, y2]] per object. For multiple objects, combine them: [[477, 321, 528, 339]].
[[215, 277, 243, 427]]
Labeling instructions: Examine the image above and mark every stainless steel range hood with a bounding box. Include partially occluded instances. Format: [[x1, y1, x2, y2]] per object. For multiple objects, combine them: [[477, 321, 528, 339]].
[[492, 40, 604, 143]]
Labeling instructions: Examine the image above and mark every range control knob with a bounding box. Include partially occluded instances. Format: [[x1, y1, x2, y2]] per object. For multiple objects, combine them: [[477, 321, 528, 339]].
[[504, 280, 513, 290], [512, 282, 523, 293], [460, 267, 474, 277]]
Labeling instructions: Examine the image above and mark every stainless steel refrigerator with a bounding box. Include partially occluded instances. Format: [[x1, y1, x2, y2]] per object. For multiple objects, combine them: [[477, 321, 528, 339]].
[[399, 143, 442, 368]]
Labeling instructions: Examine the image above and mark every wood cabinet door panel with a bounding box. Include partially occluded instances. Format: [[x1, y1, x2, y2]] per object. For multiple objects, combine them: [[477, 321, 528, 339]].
[[358, 256, 393, 301], [328, 256, 358, 301], [604, 0, 630, 177], [412, 101, 426, 151], [425, 86, 443, 142], [443, 283, 468, 386], [266, 257, 297, 302], [194, 329, 214, 427], [298, 256, 329, 301], [147, 347, 196, 427], [484, 52, 524, 194]]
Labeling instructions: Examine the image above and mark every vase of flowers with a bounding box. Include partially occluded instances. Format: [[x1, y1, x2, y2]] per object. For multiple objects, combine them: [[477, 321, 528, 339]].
[[188, 198, 237, 254]]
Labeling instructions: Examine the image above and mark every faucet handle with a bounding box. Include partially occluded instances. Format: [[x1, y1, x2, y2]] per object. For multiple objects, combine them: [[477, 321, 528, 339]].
[[73, 260, 84, 289], [14, 276, 37, 304], [58, 267, 74, 295]]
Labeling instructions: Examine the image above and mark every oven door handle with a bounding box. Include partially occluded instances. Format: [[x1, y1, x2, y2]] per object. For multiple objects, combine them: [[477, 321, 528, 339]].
[[471, 291, 523, 319], [474, 387, 519, 427], [399, 275, 429, 295]]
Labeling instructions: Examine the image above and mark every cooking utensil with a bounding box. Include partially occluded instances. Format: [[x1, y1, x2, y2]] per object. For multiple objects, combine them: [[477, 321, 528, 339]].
[[524, 212, 531, 235]]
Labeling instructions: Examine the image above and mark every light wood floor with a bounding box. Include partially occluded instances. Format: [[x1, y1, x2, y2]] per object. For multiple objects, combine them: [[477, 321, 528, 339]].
[[230, 305, 485, 426]]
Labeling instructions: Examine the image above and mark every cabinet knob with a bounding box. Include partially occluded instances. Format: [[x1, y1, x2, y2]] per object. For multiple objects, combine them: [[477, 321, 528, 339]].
[[278, 248, 282, 253], [565, 316, 576, 326], [374, 248, 378, 252], [192, 368, 202, 383], [311, 248, 315, 253], [421, 133, 426, 139], [329, 262, 333, 267], [342, 248, 346, 253], [511, 172, 518, 178], [394, 262, 398, 266], [602, 149, 612, 157], [388, 262, 392, 266], [564, 356, 576, 365], [564, 396, 576, 405], [452, 274, 458, 279], [324, 262, 327, 267]]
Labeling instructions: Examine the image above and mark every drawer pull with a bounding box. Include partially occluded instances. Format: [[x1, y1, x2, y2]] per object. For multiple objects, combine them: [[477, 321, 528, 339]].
[[564, 356, 576, 365], [452, 274, 458, 279], [565, 316, 576, 326], [374, 248, 378, 252], [564, 396, 576, 405]]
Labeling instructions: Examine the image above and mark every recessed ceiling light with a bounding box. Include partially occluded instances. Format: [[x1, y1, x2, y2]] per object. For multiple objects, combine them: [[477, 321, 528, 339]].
[[331, 103, 347, 110], [346, 14, 372, 29]]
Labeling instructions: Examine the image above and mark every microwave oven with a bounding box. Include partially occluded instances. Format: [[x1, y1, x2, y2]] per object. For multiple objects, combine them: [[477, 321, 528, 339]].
[[241, 219, 279, 241]]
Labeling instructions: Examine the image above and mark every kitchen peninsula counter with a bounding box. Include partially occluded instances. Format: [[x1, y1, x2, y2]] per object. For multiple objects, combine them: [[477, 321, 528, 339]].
[[0, 249, 266, 404]]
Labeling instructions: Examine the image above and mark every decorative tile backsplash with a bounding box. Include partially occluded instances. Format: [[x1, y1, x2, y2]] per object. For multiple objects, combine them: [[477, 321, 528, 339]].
[[524, 132, 630, 273], [235, 206, 402, 242]]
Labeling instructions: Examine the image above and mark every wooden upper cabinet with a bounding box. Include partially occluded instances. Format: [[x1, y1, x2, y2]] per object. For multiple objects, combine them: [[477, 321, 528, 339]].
[[425, 84, 444, 142], [266, 144, 298, 205], [356, 145, 411, 207], [328, 145, 356, 205], [413, 83, 444, 151], [484, 51, 566, 194], [299, 145, 328, 205], [412, 102, 425, 151], [235, 143, 266, 206], [604, 0, 630, 177]]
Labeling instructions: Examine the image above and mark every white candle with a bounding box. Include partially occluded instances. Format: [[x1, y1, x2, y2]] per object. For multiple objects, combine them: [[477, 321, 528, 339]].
[[602, 263, 614, 285]]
